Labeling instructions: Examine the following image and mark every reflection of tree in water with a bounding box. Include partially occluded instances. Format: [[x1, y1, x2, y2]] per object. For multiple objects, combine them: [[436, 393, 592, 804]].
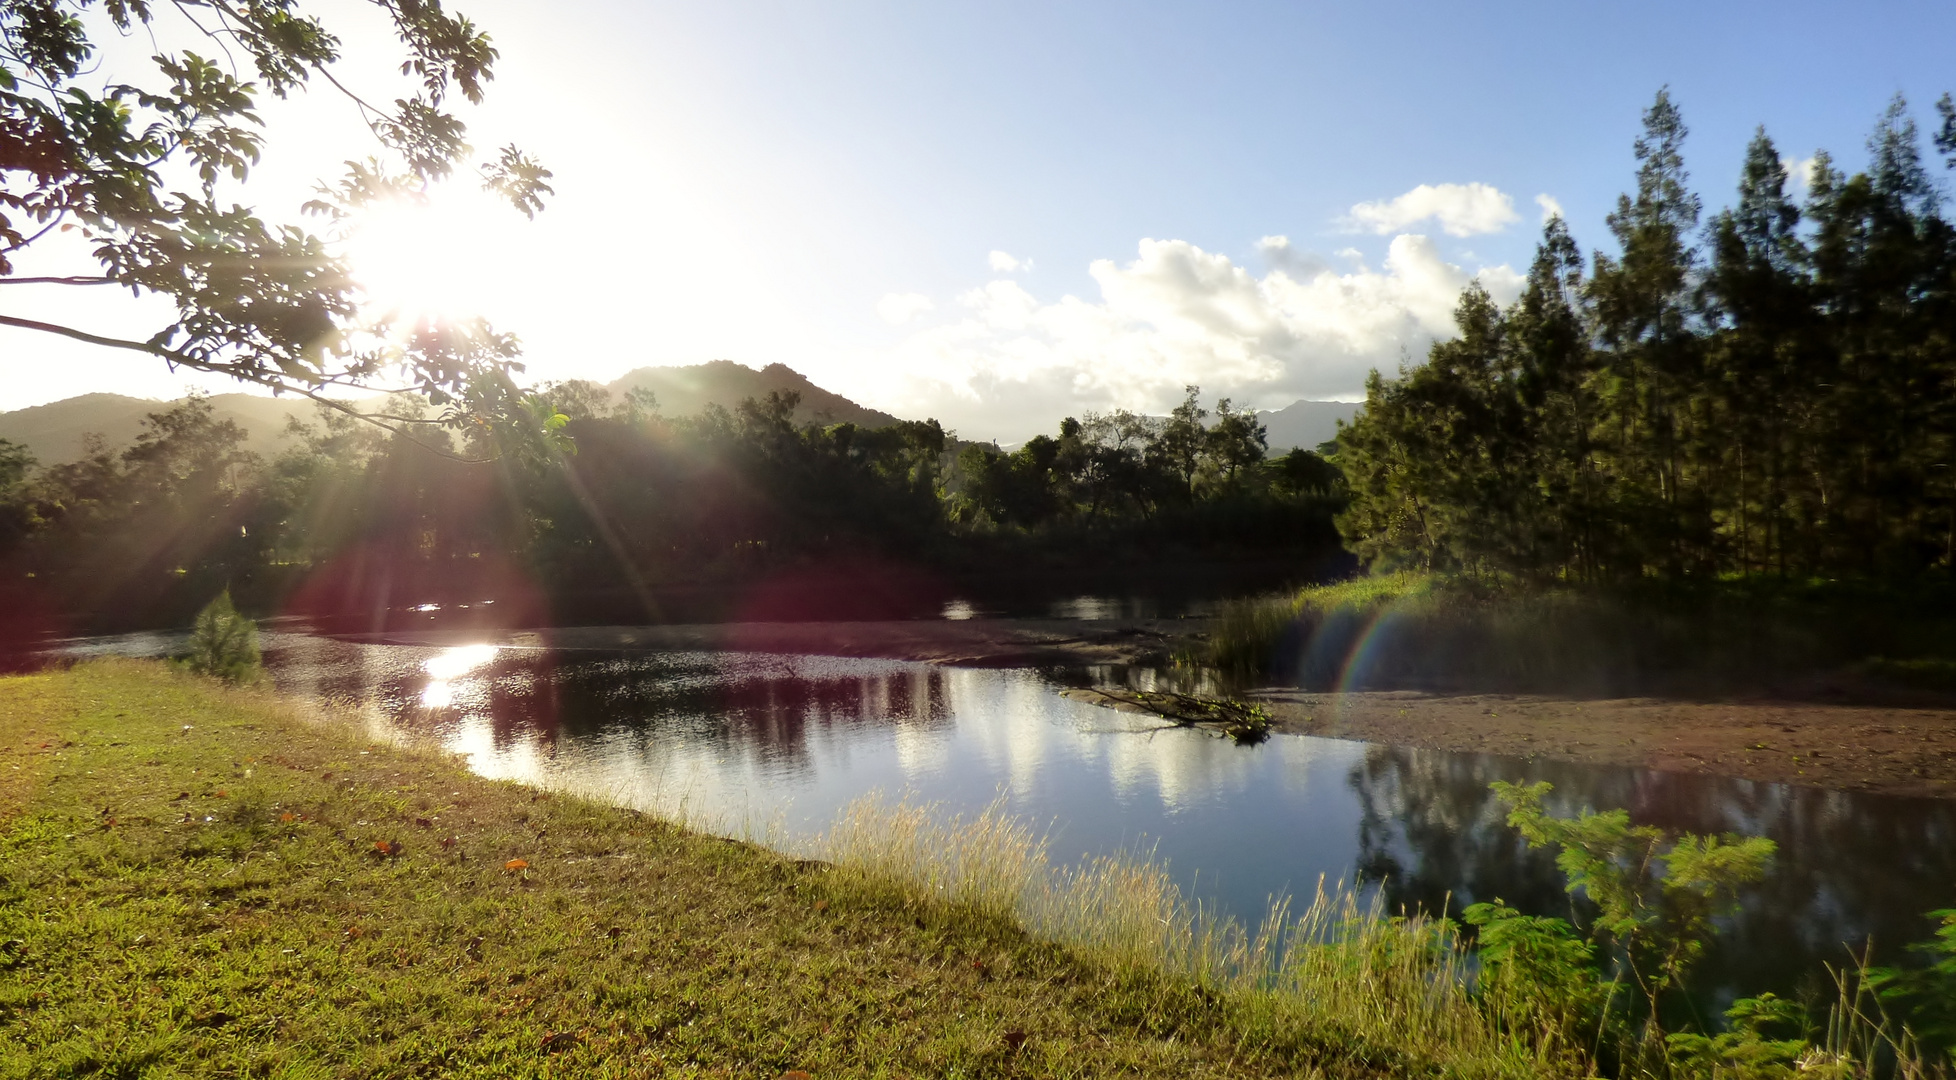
[[460, 651, 955, 773], [1349, 745, 1956, 1005], [1350, 746, 1572, 922]]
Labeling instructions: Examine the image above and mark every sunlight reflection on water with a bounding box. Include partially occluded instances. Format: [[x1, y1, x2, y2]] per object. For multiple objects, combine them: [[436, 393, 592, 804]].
[[246, 631, 1956, 1006]]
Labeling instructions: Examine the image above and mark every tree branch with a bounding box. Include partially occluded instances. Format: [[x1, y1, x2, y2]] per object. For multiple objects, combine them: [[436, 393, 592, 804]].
[[0, 315, 167, 355], [0, 276, 118, 286]]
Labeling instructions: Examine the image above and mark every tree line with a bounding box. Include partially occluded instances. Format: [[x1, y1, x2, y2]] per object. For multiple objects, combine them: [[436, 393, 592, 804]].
[[0, 384, 1343, 631], [1337, 90, 1956, 583]]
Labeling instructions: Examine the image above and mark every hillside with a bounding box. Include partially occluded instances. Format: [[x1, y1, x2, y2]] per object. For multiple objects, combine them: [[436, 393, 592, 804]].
[[0, 392, 315, 466], [0, 363, 905, 468], [607, 361, 903, 428]]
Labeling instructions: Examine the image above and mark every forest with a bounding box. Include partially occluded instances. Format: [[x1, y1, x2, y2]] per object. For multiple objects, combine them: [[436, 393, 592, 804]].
[[1338, 91, 1956, 583], [0, 382, 1344, 634]]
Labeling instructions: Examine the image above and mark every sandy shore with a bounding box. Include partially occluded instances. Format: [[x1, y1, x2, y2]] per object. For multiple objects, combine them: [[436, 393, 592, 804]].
[[1247, 689, 1956, 801], [352, 617, 1956, 800]]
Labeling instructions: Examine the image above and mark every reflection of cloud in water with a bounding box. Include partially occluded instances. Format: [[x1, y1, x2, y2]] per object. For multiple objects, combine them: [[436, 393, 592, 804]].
[[1102, 728, 1260, 812], [248, 632, 1956, 1011]]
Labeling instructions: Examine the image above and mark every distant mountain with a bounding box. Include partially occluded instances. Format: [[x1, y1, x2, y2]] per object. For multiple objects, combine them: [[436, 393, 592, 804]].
[[0, 362, 904, 468], [606, 361, 903, 428], [1258, 399, 1361, 453], [0, 391, 317, 466]]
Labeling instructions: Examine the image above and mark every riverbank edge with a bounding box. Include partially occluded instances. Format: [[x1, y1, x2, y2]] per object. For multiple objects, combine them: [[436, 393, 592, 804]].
[[0, 659, 1491, 1079], [314, 618, 1956, 799]]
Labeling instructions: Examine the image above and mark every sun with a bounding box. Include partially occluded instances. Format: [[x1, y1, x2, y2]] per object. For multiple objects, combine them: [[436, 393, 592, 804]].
[[343, 192, 511, 329]]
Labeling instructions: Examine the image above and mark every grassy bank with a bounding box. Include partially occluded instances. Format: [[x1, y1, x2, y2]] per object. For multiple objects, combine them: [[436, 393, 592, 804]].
[[7, 662, 1941, 1079], [0, 659, 1524, 1079], [1209, 572, 1956, 697]]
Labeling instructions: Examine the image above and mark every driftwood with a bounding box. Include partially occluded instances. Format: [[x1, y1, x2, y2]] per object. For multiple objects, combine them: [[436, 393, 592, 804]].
[[1060, 687, 1272, 744]]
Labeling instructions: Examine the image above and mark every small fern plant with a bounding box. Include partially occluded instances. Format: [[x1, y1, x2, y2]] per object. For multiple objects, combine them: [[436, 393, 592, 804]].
[[182, 590, 264, 685]]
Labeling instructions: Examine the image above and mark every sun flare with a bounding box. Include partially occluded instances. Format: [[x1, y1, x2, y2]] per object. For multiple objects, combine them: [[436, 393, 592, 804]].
[[344, 194, 511, 328]]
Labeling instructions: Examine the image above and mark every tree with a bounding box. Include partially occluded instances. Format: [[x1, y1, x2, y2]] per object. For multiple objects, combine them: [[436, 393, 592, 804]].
[[0, 1, 553, 442]]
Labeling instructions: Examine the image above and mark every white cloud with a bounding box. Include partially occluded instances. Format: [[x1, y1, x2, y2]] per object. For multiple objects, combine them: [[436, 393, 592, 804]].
[[1535, 193, 1564, 222], [1345, 182, 1520, 237], [846, 234, 1522, 441], [1783, 155, 1819, 198], [876, 292, 935, 324], [1256, 234, 1328, 278], [988, 250, 1030, 273]]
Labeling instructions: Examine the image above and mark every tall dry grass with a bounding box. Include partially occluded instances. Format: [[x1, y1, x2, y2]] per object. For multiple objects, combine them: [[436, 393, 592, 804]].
[[806, 793, 1951, 1080], [811, 793, 1572, 1077]]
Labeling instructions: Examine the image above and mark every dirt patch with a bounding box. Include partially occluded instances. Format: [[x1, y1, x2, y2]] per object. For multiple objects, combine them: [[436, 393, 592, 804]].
[[1247, 688, 1956, 800]]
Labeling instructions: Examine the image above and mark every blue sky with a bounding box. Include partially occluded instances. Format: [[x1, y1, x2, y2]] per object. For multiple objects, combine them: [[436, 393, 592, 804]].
[[7, 0, 1956, 440]]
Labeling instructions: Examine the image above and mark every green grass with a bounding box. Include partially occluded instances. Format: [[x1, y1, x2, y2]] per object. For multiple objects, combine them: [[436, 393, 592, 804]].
[[0, 659, 1509, 1079]]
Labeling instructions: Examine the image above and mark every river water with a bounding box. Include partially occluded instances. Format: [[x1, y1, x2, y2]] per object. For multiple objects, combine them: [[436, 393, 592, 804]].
[[247, 632, 1956, 1009]]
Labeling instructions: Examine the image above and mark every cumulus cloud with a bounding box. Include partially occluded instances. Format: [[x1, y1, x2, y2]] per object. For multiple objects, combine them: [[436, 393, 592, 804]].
[[876, 292, 935, 324], [1535, 193, 1565, 221], [852, 235, 1522, 441], [1345, 182, 1520, 237], [1256, 234, 1329, 278], [988, 250, 1030, 273], [1782, 155, 1819, 198]]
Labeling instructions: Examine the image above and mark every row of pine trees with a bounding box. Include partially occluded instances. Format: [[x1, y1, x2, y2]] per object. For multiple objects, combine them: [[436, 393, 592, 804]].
[[1336, 90, 1956, 583]]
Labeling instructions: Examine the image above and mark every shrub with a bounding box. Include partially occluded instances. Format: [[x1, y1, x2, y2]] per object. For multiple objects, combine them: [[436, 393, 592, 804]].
[[180, 590, 263, 685]]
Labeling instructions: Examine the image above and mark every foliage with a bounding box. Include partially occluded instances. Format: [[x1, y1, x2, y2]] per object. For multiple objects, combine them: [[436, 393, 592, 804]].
[[1, 0, 552, 438], [1461, 899, 1608, 1051], [1336, 89, 1956, 582], [1870, 909, 1956, 1056], [0, 388, 1347, 629], [952, 385, 1329, 532], [179, 590, 261, 684], [1493, 779, 1777, 1023], [1664, 994, 1808, 1079]]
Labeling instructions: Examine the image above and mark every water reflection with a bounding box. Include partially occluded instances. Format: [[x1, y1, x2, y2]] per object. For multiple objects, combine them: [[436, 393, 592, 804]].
[[1349, 745, 1956, 1003], [260, 634, 1956, 1007]]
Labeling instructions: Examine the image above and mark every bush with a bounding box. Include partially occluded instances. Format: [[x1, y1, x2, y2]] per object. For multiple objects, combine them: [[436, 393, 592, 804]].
[[180, 590, 263, 685]]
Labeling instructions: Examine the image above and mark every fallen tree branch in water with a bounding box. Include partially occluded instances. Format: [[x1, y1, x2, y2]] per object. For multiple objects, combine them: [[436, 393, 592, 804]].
[[1061, 687, 1272, 744]]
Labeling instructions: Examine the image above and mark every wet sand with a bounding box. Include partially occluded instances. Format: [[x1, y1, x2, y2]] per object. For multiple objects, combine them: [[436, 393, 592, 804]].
[[353, 618, 1956, 800]]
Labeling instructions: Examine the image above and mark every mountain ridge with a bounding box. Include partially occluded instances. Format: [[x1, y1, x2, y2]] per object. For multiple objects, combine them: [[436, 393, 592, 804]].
[[0, 362, 908, 466], [1, 364, 1359, 466]]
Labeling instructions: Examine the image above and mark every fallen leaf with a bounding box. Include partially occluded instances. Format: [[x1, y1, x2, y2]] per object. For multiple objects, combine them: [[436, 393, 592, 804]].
[[374, 840, 404, 858], [541, 1031, 579, 1052], [813, 900, 828, 913], [279, 812, 296, 823], [504, 858, 529, 872], [1003, 1030, 1028, 1052], [439, 836, 457, 850], [779, 1072, 813, 1080], [414, 817, 432, 828]]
